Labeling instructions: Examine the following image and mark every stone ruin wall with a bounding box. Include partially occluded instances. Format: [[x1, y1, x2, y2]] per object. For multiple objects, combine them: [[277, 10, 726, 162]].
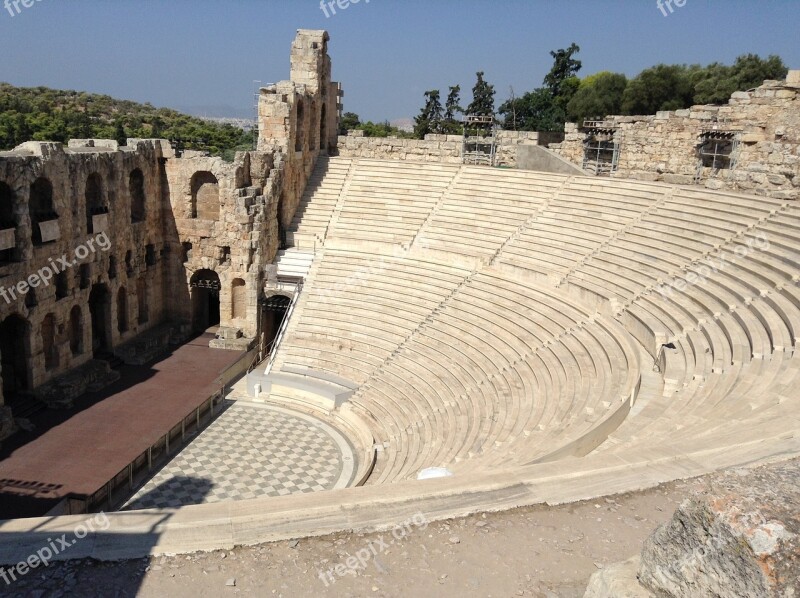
[[0, 140, 169, 400], [552, 71, 800, 200], [0, 29, 339, 440], [335, 130, 560, 167]]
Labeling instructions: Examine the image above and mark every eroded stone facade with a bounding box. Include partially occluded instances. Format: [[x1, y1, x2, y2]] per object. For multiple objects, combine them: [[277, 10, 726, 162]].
[[0, 29, 339, 441], [552, 72, 800, 200]]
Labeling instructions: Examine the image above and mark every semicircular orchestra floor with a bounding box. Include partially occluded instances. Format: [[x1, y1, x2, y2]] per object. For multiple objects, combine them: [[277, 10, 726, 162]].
[[121, 401, 356, 511]]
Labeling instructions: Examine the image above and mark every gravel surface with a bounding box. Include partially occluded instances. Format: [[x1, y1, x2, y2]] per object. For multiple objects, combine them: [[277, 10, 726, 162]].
[[1, 480, 692, 597]]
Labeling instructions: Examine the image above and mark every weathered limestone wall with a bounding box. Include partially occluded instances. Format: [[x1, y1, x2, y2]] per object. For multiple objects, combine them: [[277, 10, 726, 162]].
[[0, 28, 339, 441], [258, 29, 340, 230], [335, 131, 552, 167], [163, 150, 268, 343], [0, 139, 169, 403], [553, 72, 800, 200]]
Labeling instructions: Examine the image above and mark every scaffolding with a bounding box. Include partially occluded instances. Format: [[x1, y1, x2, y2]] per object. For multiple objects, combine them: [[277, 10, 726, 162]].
[[462, 115, 497, 166], [581, 120, 620, 176], [695, 126, 741, 183]]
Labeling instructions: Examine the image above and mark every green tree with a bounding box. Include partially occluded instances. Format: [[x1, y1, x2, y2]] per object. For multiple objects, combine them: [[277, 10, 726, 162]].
[[414, 90, 444, 138], [731, 54, 788, 89], [566, 71, 628, 124], [465, 72, 495, 118], [113, 120, 127, 146], [543, 43, 582, 99], [339, 111, 360, 135], [443, 85, 463, 134], [621, 64, 694, 114], [498, 42, 582, 132]]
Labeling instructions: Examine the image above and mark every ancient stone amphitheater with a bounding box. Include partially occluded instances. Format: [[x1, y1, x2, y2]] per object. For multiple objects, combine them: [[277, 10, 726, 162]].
[[0, 31, 797, 575], [265, 157, 800, 493]]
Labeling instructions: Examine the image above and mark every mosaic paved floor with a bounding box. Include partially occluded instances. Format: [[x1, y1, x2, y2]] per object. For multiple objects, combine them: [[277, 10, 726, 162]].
[[121, 401, 355, 510]]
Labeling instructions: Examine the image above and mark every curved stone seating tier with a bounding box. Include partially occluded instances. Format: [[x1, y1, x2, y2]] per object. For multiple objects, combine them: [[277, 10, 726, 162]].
[[326, 160, 460, 244], [288, 157, 352, 246], [275, 158, 800, 488]]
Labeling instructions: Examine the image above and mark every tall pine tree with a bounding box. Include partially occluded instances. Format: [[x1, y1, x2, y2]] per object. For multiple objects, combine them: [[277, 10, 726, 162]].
[[443, 85, 463, 134], [466, 72, 496, 118], [413, 90, 444, 139]]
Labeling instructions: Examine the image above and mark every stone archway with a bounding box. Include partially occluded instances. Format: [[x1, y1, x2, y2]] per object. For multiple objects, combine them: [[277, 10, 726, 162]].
[[89, 283, 112, 356], [262, 293, 292, 352], [0, 314, 30, 399], [190, 269, 221, 332], [190, 171, 220, 220], [231, 278, 247, 320]]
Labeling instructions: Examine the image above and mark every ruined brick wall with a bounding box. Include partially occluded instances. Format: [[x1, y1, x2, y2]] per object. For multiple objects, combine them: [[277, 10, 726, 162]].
[[0, 29, 338, 432], [0, 139, 170, 403], [335, 131, 546, 167], [551, 72, 800, 200]]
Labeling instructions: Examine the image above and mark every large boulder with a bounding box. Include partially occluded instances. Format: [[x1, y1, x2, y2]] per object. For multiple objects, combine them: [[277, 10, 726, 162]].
[[585, 459, 799, 597]]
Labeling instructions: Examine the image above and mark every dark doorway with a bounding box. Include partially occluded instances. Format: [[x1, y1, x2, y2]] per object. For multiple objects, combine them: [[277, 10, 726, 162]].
[[0, 314, 30, 400], [262, 295, 291, 351], [89, 284, 112, 356], [190, 269, 221, 332]]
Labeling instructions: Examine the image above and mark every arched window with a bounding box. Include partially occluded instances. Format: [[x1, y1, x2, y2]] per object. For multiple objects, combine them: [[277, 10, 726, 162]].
[[129, 169, 146, 223], [190, 171, 219, 220], [117, 287, 128, 333], [0, 181, 18, 263], [295, 98, 305, 152], [85, 173, 106, 234], [69, 306, 83, 356], [30, 177, 57, 246], [41, 313, 58, 371], [320, 103, 327, 152], [232, 278, 247, 319], [309, 100, 318, 151], [137, 278, 149, 325]]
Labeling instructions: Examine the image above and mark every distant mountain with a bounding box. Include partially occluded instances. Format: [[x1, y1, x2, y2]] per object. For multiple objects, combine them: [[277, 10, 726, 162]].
[[390, 118, 414, 133], [175, 104, 254, 120], [0, 83, 253, 159]]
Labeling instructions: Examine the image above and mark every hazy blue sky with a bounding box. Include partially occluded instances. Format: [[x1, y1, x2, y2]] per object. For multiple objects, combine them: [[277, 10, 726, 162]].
[[0, 0, 798, 122]]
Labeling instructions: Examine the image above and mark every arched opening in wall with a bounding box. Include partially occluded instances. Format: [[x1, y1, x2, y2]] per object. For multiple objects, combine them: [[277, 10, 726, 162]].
[[29, 177, 58, 247], [261, 294, 291, 353], [0, 181, 19, 264], [137, 278, 149, 325], [85, 173, 106, 234], [190, 269, 221, 333], [41, 313, 58, 371], [69, 306, 83, 357], [295, 98, 305, 153], [309, 100, 318, 150], [231, 278, 247, 319], [190, 171, 219, 220], [0, 314, 30, 400], [129, 169, 146, 223], [89, 283, 112, 356], [117, 287, 128, 333], [320, 104, 327, 153]]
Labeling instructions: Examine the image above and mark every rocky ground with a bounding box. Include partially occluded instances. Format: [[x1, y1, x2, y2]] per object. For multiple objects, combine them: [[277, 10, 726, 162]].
[[1, 479, 694, 598]]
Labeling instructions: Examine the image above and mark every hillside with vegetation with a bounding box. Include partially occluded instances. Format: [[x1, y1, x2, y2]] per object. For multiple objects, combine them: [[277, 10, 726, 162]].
[[0, 84, 253, 160]]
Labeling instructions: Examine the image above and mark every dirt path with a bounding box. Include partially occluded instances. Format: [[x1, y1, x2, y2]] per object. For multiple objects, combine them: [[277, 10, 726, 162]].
[[2, 479, 694, 597]]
